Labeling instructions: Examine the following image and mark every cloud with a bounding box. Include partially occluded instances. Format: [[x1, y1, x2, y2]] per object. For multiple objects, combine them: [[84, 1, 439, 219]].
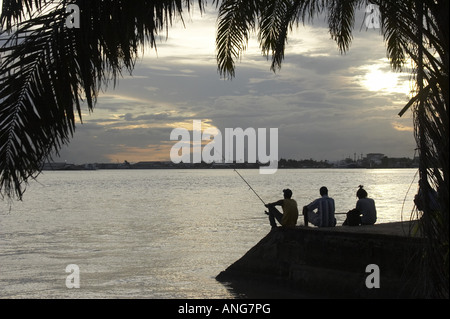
[[392, 122, 414, 132], [54, 6, 417, 164]]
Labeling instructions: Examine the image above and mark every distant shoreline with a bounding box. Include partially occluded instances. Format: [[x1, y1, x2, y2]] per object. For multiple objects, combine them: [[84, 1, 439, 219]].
[[43, 155, 419, 171], [42, 161, 419, 171]]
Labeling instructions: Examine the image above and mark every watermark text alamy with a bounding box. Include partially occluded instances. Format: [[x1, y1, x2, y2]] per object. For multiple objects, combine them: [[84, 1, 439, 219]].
[[170, 120, 278, 174]]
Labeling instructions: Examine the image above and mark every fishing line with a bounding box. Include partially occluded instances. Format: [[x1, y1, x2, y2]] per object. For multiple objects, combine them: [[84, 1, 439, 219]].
[[214, 147, 266, 205], [401, 148, 420, 223], [233, 169, 266, 205]]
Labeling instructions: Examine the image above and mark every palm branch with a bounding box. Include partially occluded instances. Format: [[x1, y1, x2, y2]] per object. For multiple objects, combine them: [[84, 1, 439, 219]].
[[0, 0, 204, 199]]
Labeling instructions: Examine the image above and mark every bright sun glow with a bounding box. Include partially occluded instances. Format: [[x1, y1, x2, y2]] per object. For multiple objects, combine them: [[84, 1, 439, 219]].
[[360, 63, 412, 95]]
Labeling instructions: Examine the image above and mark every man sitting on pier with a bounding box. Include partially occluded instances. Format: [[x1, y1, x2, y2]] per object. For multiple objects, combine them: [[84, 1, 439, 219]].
[[303, 186, 336, 227], [264, 189, 299, 228], [343, 185, 377, 226]]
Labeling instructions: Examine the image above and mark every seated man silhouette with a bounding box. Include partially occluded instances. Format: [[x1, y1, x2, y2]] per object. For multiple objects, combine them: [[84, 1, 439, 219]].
[[343, 185, 377, 226], [303, 186, 336, 227], [264, 189, 299, 228]]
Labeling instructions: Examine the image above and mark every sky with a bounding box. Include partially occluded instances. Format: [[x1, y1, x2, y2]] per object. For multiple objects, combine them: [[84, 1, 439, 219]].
[[1, 3, 417, 164]]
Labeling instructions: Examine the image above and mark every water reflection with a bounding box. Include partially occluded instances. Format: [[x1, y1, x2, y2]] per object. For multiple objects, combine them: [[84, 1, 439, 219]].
[[0, 169, 418, 298]]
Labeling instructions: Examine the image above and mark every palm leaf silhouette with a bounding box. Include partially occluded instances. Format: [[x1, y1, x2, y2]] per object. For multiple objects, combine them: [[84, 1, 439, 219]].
[[1, 0, 204, 199]]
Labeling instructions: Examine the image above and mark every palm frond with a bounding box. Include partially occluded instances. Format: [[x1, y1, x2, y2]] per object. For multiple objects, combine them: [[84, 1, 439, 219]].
[[258, 0, 290, 70], [216, 0, 361, 77], [327, 0, 359, 53], [1, 5, 78, 199], [0, 0, 203, 199], [0, 0, 54, 29], [216, 0, 261, 78]]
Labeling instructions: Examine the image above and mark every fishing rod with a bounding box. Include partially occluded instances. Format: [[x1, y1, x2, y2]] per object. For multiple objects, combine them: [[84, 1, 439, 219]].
[[225, 159, 349, 213], [215, 149, 348, 212], [233, 169, 266, 205], [233, 170, 349, 216], [232, 164, 350, 226], [215, 148, 266, 205], [234, 168, 346, 212]]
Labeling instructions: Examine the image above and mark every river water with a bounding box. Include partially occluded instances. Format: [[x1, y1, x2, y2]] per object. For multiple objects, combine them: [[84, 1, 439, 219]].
[[0, 168, 418, 298]]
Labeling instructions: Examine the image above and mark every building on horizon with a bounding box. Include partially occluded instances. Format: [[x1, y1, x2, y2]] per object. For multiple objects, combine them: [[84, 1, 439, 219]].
[[365, 153, 385, 167]]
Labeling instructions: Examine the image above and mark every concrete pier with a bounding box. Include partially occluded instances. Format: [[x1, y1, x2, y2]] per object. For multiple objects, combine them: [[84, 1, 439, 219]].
[[216, 221, 426, 298]]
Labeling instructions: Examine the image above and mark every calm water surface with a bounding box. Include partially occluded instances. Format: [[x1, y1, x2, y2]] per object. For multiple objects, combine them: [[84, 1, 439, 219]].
[[0, 168, 418, 298]]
